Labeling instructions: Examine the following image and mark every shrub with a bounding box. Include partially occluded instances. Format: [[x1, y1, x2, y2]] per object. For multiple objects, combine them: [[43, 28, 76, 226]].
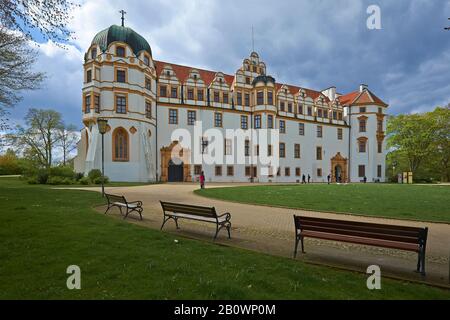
[[79, 177, 90, 185], [61, 178, 74, 185], [47, 176, 65, 185], [88, 169, 102, 181], [74, 172, 84, 181], [93, 176, 109, 185], [36, 170, 49, 184], [27, 177, 38, 185], [50, 166, 75, 178]]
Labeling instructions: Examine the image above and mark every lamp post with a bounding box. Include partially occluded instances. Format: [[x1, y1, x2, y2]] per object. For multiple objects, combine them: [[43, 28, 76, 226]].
[[97, 118, 108, 197]]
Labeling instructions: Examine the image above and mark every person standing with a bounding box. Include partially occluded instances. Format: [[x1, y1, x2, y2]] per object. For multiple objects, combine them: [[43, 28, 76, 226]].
[[302, 174, 306, 184], [200, 171, 205, 189], [327, 174, 331, 184]]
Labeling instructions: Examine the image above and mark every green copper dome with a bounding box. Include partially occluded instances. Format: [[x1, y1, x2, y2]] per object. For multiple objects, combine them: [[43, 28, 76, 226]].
[[91, 25, 152, 57]]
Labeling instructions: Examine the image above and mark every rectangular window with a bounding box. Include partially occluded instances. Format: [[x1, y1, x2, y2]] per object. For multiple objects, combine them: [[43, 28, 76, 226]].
[[298, 104, 303, 114], [223, 93, 229, 104], [333, 111, 337, 120], [360, 107, 366, 113], [295, 167, 301, 177], [317, 125, 323, 138], [84, 95, 91, 113], [377, 120, 383, 132], [318, 109, 322, 118], [316, 146, 322, 160], [359, 140, 366, 153], [145, 101, 152, 119], [214, 112, 223, 127], [377, 165, 382, 178], [227, 166, 234, 176], [160, 85, 167, 97], [359, 119, 367, 132], [337, 128, 343, 140], [307, 107, 313, 116], [225, 139, 232, 156], [294, 144, 301, 159], [280, 101, 285, 111], [115, 95, 126, 114], [317, 168, 323, 177], [254, 115, 261, 129], [285, 167, 290, 176], [267, 115, 273, 129], [116, 46, 125, 57], [94, 95, 100, 113], [323, 109, 328, 118], [358, 165, 366, 178], [257, 91, 264, 105], [241, 115, 248, 130], [145, 77, 151, 91], [288, 103, 293, 113], [267, 91, 273, 105], [299, 123, 305, 135], [144, 55, 150, 66], [171, 87, 178, 98], [378, 141, 383, 153], [194, 165, 202, 175], [338, 112, 343, 120], [245, 166, 251, 176], [197, 89, 204, 101], [245, 140, 250, 156], [116, 69, 126, 83], [268, 144, 272, 157], [86, 70, 92, 83], [214, 91, 220, 103], [169, 109, 178, 124], [187, 110, 196, 125], [91, 48, 97, 60], [187, 88, 194, 100], [215, 166, 222, 176], [279, 143, 286, 158], [244, 93, 250, 107], [237, 92, 242, 105], [201, 137, 208, 154], [245, 77, 251, 85], [279, 120, 286, 133]]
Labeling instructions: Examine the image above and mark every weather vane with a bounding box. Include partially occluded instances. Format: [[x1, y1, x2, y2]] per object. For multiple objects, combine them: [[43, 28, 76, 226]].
[[120, 10, 127, 27]]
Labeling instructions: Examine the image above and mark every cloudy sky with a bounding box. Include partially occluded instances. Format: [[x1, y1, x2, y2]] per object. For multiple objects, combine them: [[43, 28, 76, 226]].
[[12, 0, 450, 129]]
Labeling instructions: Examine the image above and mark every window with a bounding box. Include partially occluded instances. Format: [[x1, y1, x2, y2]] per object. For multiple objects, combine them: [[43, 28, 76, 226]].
[[215, 166, 222, 176], [252, 65, 257, 72], [317, 168, 323, 177], [378, 141, 383, 153], [279, 143, 286, 158], [227, 166, 234, 176], [223, 93, 229, 104], [267, 115, 273, 129], [359, 139, 367, 153], [116, 69, 126, 83], [245, 166, 251, 176], [241, 115, 248, 130], [323, 109, 328, 118], [296, 167, 301, 177], [113, 128, 129, 161], [245, 140, 250, 156], [333, 111, 337, 120], [279, 120, 286, 133], [214, 113, 223, 127], [84, 95, 91, 113], [86, 69, 92, 83], [171, 87, 178, 98], [194, 165, 202, 175], [257, 91, 264, 105], [378, 107, 382, 114], [268, 91, 273, 105], [143, 55, 150, 66], [360, 107, 366, 113], [254, 115, 261, 129], [91, 48, 97, 60], [237, 92, 242, 105], [337, 128, 343, 140], [197, 89, 204, 101], [377, 165, 382, 178], [225, 139, 232, 156], [298, 104, 303, 114], [145, 101, 152, 119], [169, 109, 178, 124], [160, 85, 167, 97], [316, 146, 322, 160], [318, 109, 322, 118], [338, 112, 343, 120], [285, 167, 290, 176], [317, 125, 323, 138], [299, 123, 305, 136], [288, 103, 293, 113], [294, 144, 301, 159], [307, 107, 313, 116], [116, 46, 125, 57], [187, 88, 194, 100], [245, 77, 251, 85], [255, 145, 260, 156], [280, 101, 285, 111], [359, 119, 367, 132], [244, 93, 250, 107], [268, 144, 272, 157], [94, 95, 100, 113], [358, 165, 366, 178], [187, 110, 196, 125], [201, 137, 208, 154], [115, 95, 126, 114], [377, 120, 383, 132], [214, 91, 220, 103], [145, 77, 151, 91]]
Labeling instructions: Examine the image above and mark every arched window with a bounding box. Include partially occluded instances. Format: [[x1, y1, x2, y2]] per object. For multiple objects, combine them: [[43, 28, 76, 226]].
[[113, 127, 129, 161]]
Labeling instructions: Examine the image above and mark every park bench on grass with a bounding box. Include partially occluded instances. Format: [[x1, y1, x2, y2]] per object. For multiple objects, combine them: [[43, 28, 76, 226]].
[[104, 193, 143, 220], [160, 201, 232, 240], [293, 215, 429, 275]]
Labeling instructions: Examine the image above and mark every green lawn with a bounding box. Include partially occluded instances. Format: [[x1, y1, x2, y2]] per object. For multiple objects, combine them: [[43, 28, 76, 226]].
[[0, 178, 449, 299], [195, 184, 450, 223]]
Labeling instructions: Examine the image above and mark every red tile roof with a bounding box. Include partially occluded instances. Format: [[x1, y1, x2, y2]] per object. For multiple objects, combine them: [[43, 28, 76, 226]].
[[338, 90, 387, 106]]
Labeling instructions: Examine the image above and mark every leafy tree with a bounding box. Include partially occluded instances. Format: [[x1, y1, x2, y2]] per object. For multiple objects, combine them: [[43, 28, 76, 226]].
[[0, 148, 20, 174], [429, 107, 450, 182], [57, 124, 79, 166]]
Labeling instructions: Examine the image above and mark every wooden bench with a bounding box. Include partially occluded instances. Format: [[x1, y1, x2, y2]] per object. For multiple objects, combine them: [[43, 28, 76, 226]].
[[160, 201, 232, 240], [105, 193, 143, 220], [293, 215, 429, 275]]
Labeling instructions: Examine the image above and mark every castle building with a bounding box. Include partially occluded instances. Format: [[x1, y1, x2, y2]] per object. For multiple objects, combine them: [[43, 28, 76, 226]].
[[74, 23, 388, 183]]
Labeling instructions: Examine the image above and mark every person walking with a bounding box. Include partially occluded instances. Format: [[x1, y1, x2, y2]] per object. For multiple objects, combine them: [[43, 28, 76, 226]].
[[302, 174, 306, 184], [200, 171, 205, 189], [307, 174, 311, 184], [327, 174, 331, 184]]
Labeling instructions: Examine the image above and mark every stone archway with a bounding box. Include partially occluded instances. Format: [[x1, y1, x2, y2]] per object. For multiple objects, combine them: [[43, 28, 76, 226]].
[[160, 141, 191, 182], [331, 152, 348, 183]]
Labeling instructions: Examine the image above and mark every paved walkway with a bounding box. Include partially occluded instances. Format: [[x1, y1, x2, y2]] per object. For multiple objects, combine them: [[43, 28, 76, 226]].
[[81, 183, 450, 287]]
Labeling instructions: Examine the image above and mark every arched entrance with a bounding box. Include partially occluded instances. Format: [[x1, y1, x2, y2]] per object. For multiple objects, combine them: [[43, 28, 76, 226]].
[[168, 160, 184, 182], [334, 165, 342, 183], [331, 152, 348, 183]]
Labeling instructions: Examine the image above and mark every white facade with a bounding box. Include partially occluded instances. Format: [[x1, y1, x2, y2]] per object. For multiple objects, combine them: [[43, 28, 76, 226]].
[[74, 25, 388, 183]]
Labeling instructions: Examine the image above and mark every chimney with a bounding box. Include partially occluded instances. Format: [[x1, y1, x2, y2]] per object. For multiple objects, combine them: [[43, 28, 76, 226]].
[[360, 84, 368, 92]]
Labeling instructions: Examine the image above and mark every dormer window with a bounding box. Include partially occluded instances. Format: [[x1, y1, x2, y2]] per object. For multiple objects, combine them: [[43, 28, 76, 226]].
[[144, 55, 150, 66], [166, 70, 170, 77], [193, 74, 197, 80], [116, 46, 125, 57], [91, 48, 97, 60]]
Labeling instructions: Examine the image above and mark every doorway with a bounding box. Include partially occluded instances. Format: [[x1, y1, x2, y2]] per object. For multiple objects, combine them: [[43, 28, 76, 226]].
[[168, 160, 184, 182]]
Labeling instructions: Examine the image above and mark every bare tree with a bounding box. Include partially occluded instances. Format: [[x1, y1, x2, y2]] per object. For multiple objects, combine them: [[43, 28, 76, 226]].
[[57, 124, 79, 166], [0, 28, 45, 130]]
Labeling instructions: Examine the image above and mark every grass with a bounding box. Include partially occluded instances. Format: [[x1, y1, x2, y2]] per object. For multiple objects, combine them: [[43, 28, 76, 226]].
[[0, 178, 449, 299], [195, 184, 450, 223]]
